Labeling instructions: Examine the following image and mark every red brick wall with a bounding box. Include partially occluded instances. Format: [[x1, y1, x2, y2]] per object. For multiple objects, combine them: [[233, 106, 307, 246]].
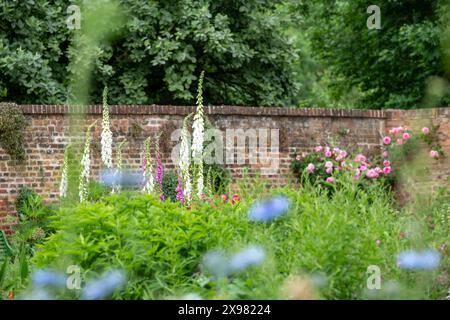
[[0, 105, 448, 233], [386, 108, 450, 193]]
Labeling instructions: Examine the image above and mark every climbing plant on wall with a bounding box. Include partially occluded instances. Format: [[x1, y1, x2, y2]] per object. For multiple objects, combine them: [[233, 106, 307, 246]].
[[0, 104, 27, 161]]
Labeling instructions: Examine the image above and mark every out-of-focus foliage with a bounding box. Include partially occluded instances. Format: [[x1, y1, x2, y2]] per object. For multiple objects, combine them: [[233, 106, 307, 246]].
[[31, 177, 449, 299], [13, 187, 55, 255], [290, 0, 450, 109], [0, 0, 300, 106]]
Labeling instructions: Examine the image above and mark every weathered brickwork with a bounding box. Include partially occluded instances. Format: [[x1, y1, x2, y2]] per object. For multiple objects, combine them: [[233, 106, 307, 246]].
[[386, 108, 450, 193], [0, 105, 448, 233]]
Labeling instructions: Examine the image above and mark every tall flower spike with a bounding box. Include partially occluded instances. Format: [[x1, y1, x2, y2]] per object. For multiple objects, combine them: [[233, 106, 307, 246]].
[[192, 71, 205, 198], [112, 139, 127, 194], [176, 175, 184, 204], [101, 86, 113, 168], [205, 166, 213, 197], [142, 136, 155, 194], [179, 116, 192, 205], [79, 121, 96, 202], [155, 135, 165, 201], [59, 144, 70, 198]]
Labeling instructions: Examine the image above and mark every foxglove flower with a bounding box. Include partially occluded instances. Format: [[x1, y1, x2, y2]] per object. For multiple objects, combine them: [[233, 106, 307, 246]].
[[112, 140, 127, 193], [101, 86, 113, 169], [155, 138, 165, 201], [176, 176, 184, 204], [142, 137, 155, 194], [59, 146, 70, 198], [179, 117, 192, 205], [192, 71, 205, 198], [79, 122, 96, 202]]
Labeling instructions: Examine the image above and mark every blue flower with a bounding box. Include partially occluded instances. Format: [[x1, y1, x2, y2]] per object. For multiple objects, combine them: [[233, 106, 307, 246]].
[[202, 250, 230, 277], [229, 246, 266, 272], [397, 250, 441, 270], [248, 196, 290, 222], [81, 269, 126, 300], [100, 169, 142, 187], [181, 293, 203, 300], [21, 289, 55, 300], [32, 269, 66, 288]]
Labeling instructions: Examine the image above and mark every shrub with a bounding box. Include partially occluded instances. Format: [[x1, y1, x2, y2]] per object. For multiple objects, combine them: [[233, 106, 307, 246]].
[[87, 181, 109, 203], [31, 178, 448, 300], [15, 187, 38, 216], [205, 164, 231, 195], [162, 171, 179, 202], [0, 104, 27, 161], [33, 193, 247, 299], [290, 145, 389, 191], [12, 187, 54, 255]]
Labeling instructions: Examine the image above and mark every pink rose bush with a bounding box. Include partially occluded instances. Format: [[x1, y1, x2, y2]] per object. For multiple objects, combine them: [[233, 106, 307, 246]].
[[381, 125, 442, 164], [291, 144, 391, 188], [291, 125, 443, 188]]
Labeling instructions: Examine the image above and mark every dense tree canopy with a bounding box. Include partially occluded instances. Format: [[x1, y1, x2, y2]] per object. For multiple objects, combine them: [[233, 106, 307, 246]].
[[299, 0, 450, 109], [1, 0, 449, 109], [0, 0, 300, 106]]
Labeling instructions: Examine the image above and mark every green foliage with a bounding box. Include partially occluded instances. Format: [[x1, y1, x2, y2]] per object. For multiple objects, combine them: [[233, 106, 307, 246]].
[[204, 163, 231, 195], [87, 181, 109, 202], [162, 170, 179, 202], [0, 230, 13, 261], [0, 244, 30, 299], [31, 177, 449, 299], [33, 193, 246, 299], [1, 0, 300, 106], [299, 0, 450, 109], [0, 104, 26, 161], [13, 187, 54, 254], [15, 187, 38, 216]]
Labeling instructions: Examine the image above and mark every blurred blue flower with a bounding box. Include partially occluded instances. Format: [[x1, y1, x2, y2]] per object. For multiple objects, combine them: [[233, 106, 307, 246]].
[[181, 293, 203, 300], [81, 269, 126, 300], [248, 196, 290, 222], [21, 288, 55, 300], [202, 250, 230, 277], [32, 269, 66, 288], [397, 250, 441, 270], [229, 246, 266, 272], [100, 169, 142, 187]]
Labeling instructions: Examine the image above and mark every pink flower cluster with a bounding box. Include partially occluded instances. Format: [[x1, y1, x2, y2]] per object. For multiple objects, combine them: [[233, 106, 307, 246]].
[[296, 125, 441, 185], [383, 126, 439, 159], [384, 126, 413, 146], [302, 145, 391, 184]]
